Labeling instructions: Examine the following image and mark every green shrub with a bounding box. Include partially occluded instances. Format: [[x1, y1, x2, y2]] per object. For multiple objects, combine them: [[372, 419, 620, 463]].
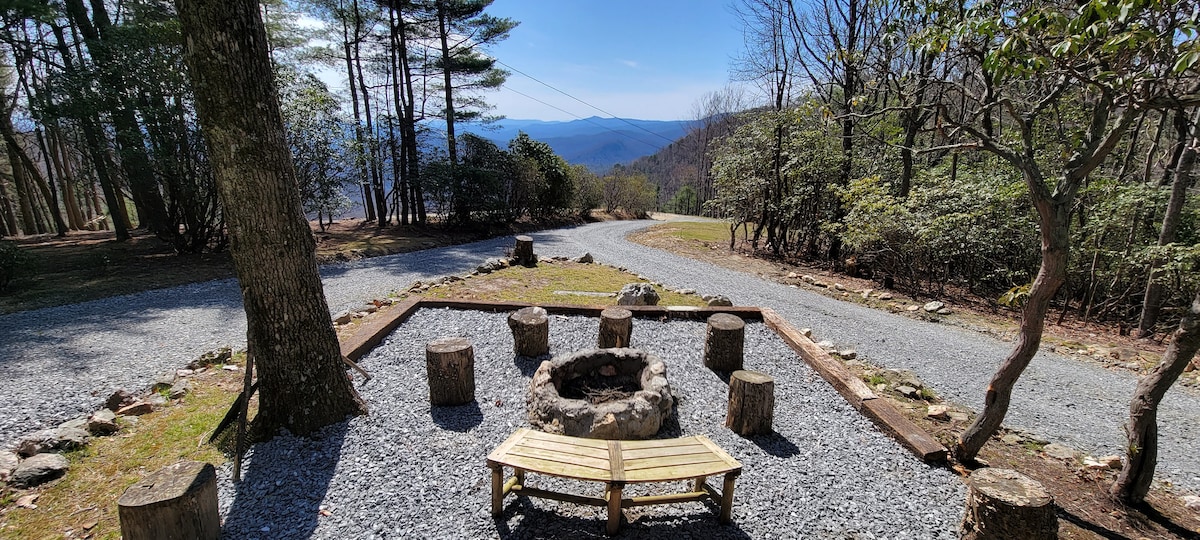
[[0, 241, 25, 292]]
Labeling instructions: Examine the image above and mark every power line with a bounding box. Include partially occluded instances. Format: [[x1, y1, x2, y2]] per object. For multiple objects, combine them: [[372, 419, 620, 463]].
[[494, 59, 681, 146]]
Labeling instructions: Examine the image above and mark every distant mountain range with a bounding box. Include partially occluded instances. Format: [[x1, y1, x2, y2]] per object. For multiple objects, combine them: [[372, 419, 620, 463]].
[[465, 116, 690, 171]]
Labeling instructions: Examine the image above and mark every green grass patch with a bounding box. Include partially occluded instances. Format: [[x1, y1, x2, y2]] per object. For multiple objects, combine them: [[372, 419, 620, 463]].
[[647, 221, 731, 244], [0, 368, 242, 540], [422, 262, 707, 307]]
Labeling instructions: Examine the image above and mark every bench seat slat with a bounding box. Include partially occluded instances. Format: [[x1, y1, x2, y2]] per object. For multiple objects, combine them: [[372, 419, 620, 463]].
[[624, 462, 738, 483], [516, 438, 611, 460], [620, 443, 711, 460], [499, 455, 612, 482], [508, 446, 611, 472], [519, 429, 608, 448], [623, 453, 727, 472]]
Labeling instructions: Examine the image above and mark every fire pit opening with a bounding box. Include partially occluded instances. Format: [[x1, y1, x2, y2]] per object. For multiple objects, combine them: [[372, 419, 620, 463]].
[[528, 348, 673, 439]]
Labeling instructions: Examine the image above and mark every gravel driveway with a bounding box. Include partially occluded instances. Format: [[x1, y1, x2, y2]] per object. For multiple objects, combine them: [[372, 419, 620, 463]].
[[1, 218, 1198, 495]]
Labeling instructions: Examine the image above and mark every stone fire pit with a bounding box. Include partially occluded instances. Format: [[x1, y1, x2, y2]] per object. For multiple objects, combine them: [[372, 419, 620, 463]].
[[527, 348, 673, 439]]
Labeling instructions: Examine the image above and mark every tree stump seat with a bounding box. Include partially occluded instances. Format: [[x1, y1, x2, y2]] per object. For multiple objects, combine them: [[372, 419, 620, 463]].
[[487, 428, 741, 535], [960, 468, 1057, 540], [598, 307, 633, 348], [508, 306, 550, 357], [118, 461, 220, 540], [426, 337, 475, 405], [704, 313, 745, 371], [726, 370, 775, 436]]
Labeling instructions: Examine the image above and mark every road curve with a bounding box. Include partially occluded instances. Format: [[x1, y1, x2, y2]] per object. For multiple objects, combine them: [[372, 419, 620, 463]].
[[1, 218, 1196, 494]]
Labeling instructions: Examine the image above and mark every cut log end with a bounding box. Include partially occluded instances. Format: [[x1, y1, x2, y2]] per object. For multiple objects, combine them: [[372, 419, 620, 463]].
[[118, 461, 220, 540], [598, 307, 634, 348], [704, 313, 745, 372], [726, 370, 774, 436], [426, 337, 476, 406], [960, 468, 1056, 540]]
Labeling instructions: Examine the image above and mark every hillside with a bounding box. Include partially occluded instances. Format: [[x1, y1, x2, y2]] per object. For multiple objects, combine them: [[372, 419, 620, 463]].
[[467, 116, 689, 171]]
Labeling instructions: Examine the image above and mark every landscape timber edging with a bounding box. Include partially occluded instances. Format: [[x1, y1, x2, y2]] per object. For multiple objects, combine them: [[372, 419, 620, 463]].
[[338, 298, 947, 463]]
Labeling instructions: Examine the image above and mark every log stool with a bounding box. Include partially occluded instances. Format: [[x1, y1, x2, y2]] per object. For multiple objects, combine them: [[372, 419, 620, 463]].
[[118, 461, 219, 540], [960, 468, 1057, 540], [726, 370, 775, 436], [598, 307, 633, 348], [508, 306, 550, 357], [426, 337, 476, 405], [514, 235, 536, 266], [704, 313, 744, 371]]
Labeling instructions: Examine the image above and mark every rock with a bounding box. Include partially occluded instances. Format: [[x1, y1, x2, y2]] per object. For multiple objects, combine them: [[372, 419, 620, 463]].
[[476, 257, 508, 274], [16, 493, 38, 508], [1181, 495, 1200, 512], [117, 402, 154, 417], [616, 283, 661, 306], [168, 380, 192, 399], [861, 289, 873, 299], [152, 372, 175, 392], [875, 383, 887, 392], [105, 389, 134, 411], [574, 253, 594, 264], [907, 305, 920, 312], [1001, 434, 1024, 445], [222, 364, 239, 371], [837, 349, 858, 360], [87, 409, 119, 435], [948, 412, 969, 422], [787, 272, 798, 278], [676, 288, 696, 295], [1097, 455, 1123, 469], [333, 311, 352, 325], [816, 340, 835, 351], [147, 394, 169, 407], [362, 305, 378, 314], [895, 385, 919, 398], [1042, 443, 1078, 460], [11, 453, 70, 487], [16, 427, 90, 457], [801, 274, 816, 284], [706, 295, 733, 307], [936, 308, 952, 315], [58, 417, 88, 431], [188, 347, 232, 369], [799, 328, 813, 339], [1082, 456, 1112, 470], [834, 283, 845, 291], [923, 301, 945, 312], [878, 292, 893, 300], [926, 404, 950, 420], [0, 450, 17, 482], [176, 368, 195, 377]]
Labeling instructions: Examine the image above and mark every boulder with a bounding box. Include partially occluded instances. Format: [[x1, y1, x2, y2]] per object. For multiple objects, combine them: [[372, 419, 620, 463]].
[[837, 349, 858, 360], [834, 283, 846, 291], [16, 427, 90, 457], [147, 394, 169, 407], [1001, 434, 1024, 445], [948, 412, 970, 422], [574, 252, 594, 264], [187, 347, 233, 370], [106, 389, 135, 412], [87, 409, 119, 435], [927, 405, 951, 420], [476, 257, 508, 274], [58, 417, 88, 431], [151, 373, 175, 392], [923, 301, 945, 312], [0, 450, 17, 482], [895, 385, 919, 398], [706, 295, 733, 307], [1042, 443, 1078, 461], [117, 402, 154, 417], [169, 380, 192, 400], [11, 453, 70, 488], [616, 283, 661, 306], [333, 311, 352, 325]]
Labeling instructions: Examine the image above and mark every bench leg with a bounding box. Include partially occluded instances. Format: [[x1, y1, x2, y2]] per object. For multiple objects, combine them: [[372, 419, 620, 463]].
[[490, 466, 504, 516], [692, 476, 707, 492], [719, 472, 737, 524], [606, 482, 624, 535]]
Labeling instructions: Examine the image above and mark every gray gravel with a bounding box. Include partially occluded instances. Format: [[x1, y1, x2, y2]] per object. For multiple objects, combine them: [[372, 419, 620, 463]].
[[3, 217, 1198, 495], [217, 307, 965, 539]]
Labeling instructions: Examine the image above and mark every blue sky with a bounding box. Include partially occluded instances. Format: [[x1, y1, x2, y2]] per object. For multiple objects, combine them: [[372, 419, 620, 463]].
[[483, 0, 746, 121]]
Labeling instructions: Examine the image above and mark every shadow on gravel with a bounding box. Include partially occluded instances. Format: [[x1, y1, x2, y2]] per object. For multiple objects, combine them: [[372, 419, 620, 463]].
[[749, 432, 801, 458], [493, 497, 753, 539], [431, 401, 483, 432], [222, 422, 350, 539], [514, 354, 549, 377]]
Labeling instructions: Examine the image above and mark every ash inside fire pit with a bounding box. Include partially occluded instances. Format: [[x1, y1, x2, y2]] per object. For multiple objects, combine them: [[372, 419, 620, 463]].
[[528, 348, 673, 439]]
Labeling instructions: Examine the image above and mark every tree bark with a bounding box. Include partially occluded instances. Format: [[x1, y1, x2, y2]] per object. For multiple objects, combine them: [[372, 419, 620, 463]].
[[425, 337, 476, 405], [513, 235, 535, 266], [704, 313, 745, 372], [726, 370, 774, 436], [1112, 289, 1200, 504], [955, 182, 1072, 462], [1137, 107, 1197, 337], [118, 461, 219, 540], [598, 307, 633, 348], [960, 468, 1057, 540], [178, 0, 367, 437], [507, 306, 549, 357]]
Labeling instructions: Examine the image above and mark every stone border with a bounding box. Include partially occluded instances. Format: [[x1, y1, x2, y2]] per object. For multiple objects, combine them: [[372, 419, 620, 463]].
[[340, 298, 947, 463]]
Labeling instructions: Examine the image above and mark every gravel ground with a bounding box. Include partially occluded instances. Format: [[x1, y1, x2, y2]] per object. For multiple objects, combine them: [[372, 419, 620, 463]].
[[217, 308, 965, 539], [2, 217, 1198, 494]]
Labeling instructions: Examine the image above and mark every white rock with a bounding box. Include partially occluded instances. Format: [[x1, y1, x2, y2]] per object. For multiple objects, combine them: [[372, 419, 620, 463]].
[[923, 301, 945, 312], [926, 405, 950, 420], [878, 293, 893, 300], [834, 283, 845, 291], [907, 305, 920, 312], [838, 349, 857, 360], [895, 385, 919, 398], [1182, 495, 1200, 511], [1043, 443, 1078, 460], [1097, 455, 1123, 469], [223, 364, 239, 371]]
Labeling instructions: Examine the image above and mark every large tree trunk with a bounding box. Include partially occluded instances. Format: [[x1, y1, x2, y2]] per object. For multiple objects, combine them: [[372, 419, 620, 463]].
[[1136, 107, 1197, 338], [351, 0, 387, 226], [955, 185, 1072, 462], [1112, 289, 1200, 504], [178, 0, 367, 437]]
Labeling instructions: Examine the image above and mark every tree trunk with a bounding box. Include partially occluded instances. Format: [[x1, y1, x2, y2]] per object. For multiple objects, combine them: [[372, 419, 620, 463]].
[[598, 307, 633, 348], [513, 235, 535, 266], [1136, 107, 1197, 338], [955, 187, 1071, 462], [960, 468, 1057, 540], [118, 461, 219, 540], [725, 370, 774, 436], [1112, 289, 1200, 504], [507, 306, 549, 357], [178, 0, 367, 437], [342, 16, 375, 223], [425, 337, 476, 405], [351, 0, 387, 226], [704, 313, 745, 372]]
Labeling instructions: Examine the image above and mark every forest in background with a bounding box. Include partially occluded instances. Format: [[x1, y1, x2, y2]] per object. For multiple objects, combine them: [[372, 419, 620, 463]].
[[632, 0, 1200, 339]]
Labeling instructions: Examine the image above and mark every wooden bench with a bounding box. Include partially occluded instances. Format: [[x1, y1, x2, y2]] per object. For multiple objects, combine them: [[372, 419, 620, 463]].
[[486, 428, 742, 535]]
